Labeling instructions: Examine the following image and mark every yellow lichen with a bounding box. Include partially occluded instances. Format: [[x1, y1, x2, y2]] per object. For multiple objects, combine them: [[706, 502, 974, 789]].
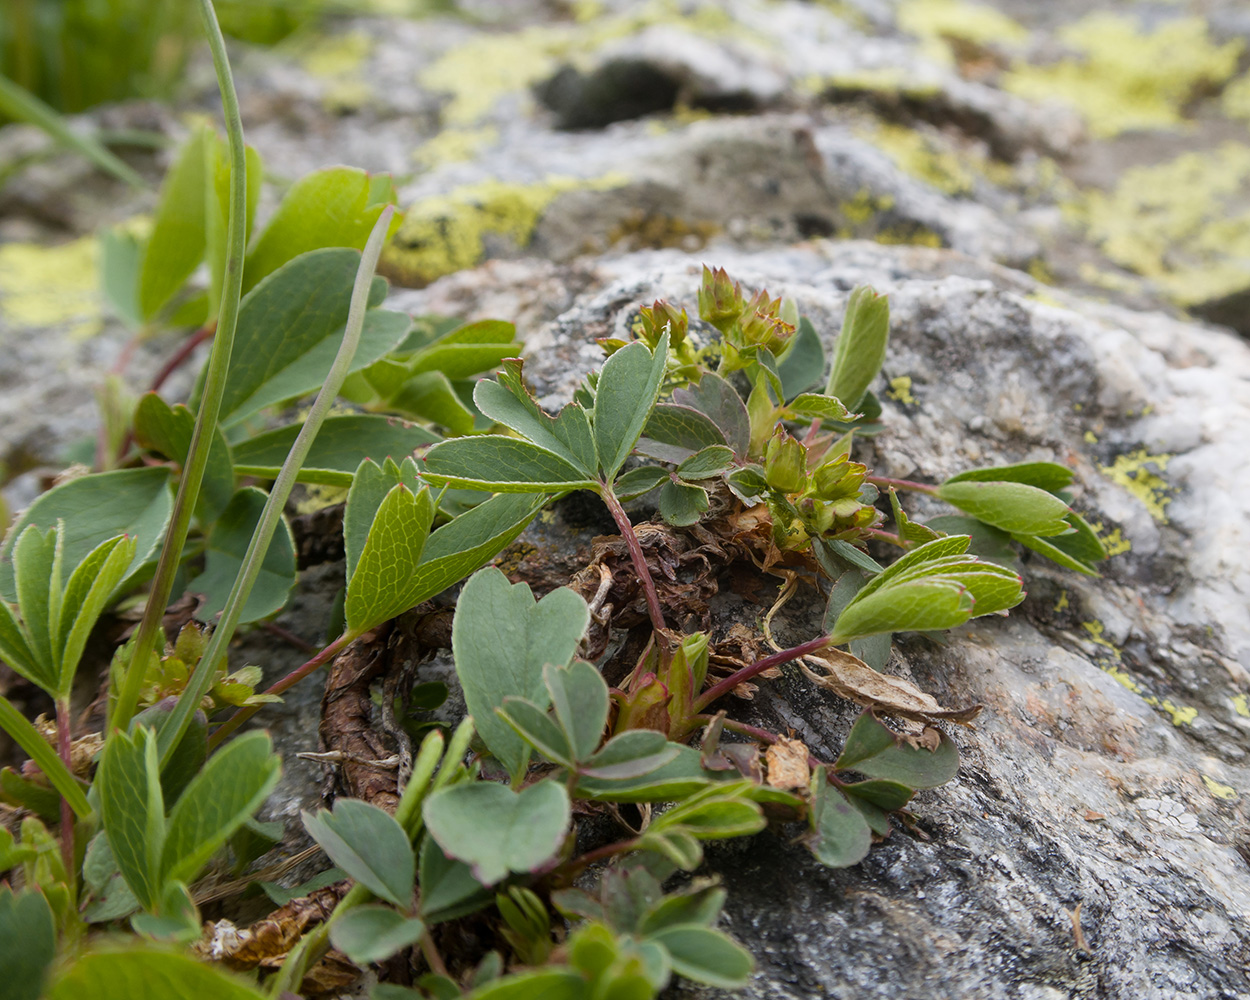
[[862, 123, 977, 196], [898, 0, 1027, 67], [412, 127, 499, 170], [1233, 694, 1250, 718], [887, 375, 917, 404], [1084, 431, 1098, 444], [1003, 14, 1242, 138], [0, 238, 102, 340], [298, 31, 374, 111], [1054, 590, 1069, 613], [384, 174, 628, 286], [1099, 450, 1173, 523], [293, 484, 350, 516], [1082, 620, 1196, 726], [1221, 71, 1250, 121], [1077, 144, 1250, 307], [1201, 774, 1238, 800]]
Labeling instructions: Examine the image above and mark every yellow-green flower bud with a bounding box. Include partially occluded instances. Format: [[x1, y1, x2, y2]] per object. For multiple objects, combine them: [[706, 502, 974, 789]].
[[764, 429, 808, 493]]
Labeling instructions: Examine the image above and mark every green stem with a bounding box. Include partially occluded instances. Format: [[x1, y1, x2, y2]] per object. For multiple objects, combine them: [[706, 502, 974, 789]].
[[206, 631, 354, 751], [691, 634, 833, 714], [159, 203, 396, 768], [865, 475, 938, 496], [111, 0, 247, 735], [0, 696, 92, 820]]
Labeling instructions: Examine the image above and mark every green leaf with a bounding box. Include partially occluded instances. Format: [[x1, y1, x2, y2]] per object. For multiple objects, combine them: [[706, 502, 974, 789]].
[[836, 716, 959, 789], [423, 780, 571, 886], [545, 661, 609, 763], [787, 392, 854, 421], [423, 436, 598, 492], [676, 445, 734, 481], [841, 778, 913, 810], [638, 884, 726, 934], [418, 836, 494, 924], [614, 465, 669, 501], [7, 527, 56, 691], [451, 568, 589, 780], [651, 925, 753, 989], [215, 248, 410, 426], [47, 948, 267, 1000], [594, 333, 669, 479], [926, 515, 1018, 567], [232, 414, 439, 486], [671, 374, 749, 458], [658, 481, 709, 527], [191, 488, 297, 625], [0, 697, 91, 820], [944, 461, 1074, 493], [639, 404, 729, 463], [97, 726, 165, 909], [345, 483, 437, 634], [344, 457, 422, 582], [776, 316, 826, 400], [474, 360, 597, 474], [56, 534, 136, 695], [243, 167, 400, 292], [391, 371, 477, 435], [808, 769, 872, 868], [580, 731, 679, 781], [575, 745, 723, 802], [0, 601, 41, 690], [132, 393, 234, 521], [935, 480, 1071, 537], [825, 286, 889, 409], [1014, 510, 1107, 575], [0, 887, 55, 1000], [847, 534, 969, 605], [100, 226, 143, 328], [497, 697, 575, 767], [138, 125, 209, 321], [260, 867, 346, 906], [0, 466, 173, 603], [0, 767, 60, 822], [130, 700, 208, 806], [405, 494, 548, 609], [302, 798, 415, 907], [160, 731, 281, 887], [832, 578, 974, 640], [330, 905, 426, 965], [463, 969, 588, 1000]]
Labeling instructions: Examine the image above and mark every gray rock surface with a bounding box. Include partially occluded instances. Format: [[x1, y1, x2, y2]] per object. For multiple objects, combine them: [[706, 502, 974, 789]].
[[3, 1, 1250, 997]]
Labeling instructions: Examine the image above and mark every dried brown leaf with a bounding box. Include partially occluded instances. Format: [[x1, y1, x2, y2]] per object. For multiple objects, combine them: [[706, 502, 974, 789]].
[[800, 649, 981, 725], [764, 737, 810, 791]]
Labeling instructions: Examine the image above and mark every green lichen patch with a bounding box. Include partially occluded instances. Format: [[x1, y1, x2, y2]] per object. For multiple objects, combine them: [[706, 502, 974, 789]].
[[0, 238, 103, 339], [1077, 143, 1250, 308], [382, 174, 627, 286], [862, 122, 979, 196], [1003, 14, 1242, 138], [897, 0, 1028, 66], [1082, 620, 1197, 727], [1099, 449, 1174, 524]]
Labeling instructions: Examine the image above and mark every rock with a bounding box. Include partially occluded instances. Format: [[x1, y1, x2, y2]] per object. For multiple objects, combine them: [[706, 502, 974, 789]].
[[392, 243, 1250, 999]]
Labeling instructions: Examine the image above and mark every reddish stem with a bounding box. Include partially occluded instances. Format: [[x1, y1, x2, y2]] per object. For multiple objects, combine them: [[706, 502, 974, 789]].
[[556, 837, 641, 880], [150, 323, 216, 394], [865, 475, 938, 496], [208, 632, 353, 750], [599, 484, 668, 638], [692, 634, 832, 713], [864, 527, 907, 547], [55, 699, 75, 880]]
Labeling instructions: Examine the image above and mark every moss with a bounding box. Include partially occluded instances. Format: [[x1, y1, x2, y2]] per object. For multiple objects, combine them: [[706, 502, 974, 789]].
[[1077, 144, 1250, 307], [1003, 14, 1242, 138], [1099, 450, 1173, 524], [0, 238, 102, 339], [607, 211, 719, 250], [383, 174, 628, 286]]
